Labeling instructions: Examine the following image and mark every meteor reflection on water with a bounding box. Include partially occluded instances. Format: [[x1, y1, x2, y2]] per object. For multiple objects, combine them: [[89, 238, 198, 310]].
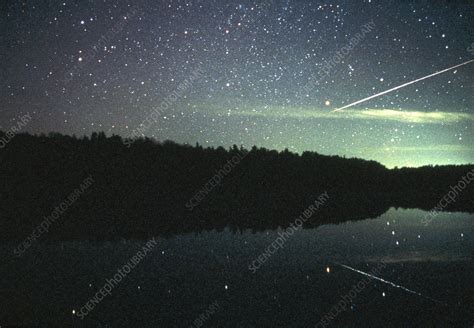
[[337, 263, 446, 305]]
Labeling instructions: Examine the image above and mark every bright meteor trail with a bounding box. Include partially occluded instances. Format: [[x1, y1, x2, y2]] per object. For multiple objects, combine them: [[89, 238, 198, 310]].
[[337, 263, 446, 305], [332, 59, 474, 112]]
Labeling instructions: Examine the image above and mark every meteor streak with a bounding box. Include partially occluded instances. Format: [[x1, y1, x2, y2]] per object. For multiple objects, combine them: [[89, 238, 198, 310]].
[[337, 263, 446, 305], [332, 59, 474, 112]]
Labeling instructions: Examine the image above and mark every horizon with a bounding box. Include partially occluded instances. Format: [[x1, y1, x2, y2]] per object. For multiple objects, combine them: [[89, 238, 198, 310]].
[[3, 129, 474, 170]]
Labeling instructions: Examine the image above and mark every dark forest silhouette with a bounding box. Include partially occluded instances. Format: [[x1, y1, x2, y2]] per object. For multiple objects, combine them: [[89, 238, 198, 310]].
[[0, 131, 473, 241]]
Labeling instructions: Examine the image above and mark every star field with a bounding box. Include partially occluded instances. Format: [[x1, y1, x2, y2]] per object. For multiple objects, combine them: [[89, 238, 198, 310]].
[[1, 0, 473, 167]]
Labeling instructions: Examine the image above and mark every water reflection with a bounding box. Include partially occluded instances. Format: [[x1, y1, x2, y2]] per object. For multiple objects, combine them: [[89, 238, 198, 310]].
[[1, 208, 473, 326]]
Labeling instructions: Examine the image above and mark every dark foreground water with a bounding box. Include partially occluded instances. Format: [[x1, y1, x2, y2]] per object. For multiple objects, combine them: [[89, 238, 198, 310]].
[[1, 208, 473, 327]]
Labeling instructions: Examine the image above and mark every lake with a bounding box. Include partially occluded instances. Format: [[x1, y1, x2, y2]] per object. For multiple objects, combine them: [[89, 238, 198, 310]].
[[1, 208, 473, 327]]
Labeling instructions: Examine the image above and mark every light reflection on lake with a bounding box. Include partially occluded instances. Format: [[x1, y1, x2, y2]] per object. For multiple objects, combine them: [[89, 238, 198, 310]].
[[1, 208, 473, 327]]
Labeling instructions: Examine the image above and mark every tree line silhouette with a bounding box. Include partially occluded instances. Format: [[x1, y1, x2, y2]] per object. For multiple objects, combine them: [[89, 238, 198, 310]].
[[0, 131, 473, 240]]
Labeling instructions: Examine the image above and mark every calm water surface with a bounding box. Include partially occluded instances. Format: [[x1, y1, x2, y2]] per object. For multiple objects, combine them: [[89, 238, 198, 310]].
[[1, 208, 473, 327]]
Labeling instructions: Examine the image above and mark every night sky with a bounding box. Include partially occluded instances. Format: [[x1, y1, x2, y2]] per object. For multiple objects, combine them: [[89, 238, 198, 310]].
[[1, 0, 473, 168]]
